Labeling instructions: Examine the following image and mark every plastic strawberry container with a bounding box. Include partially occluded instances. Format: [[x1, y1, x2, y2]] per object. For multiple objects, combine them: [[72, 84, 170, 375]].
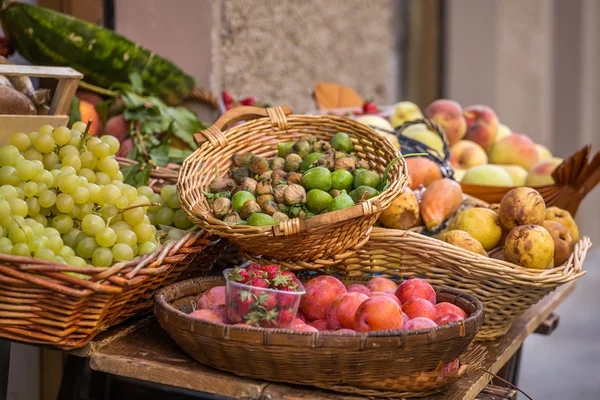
[[223, 262, 305, 328]]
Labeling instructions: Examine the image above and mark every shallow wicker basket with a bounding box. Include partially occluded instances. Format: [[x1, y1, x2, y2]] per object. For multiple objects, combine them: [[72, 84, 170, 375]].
[[155, 276, 484, 398], [178, 105, 407, 264]]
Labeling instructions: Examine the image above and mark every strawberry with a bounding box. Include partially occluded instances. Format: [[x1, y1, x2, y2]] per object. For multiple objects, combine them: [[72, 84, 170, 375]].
[[246, 263, 262, 273], [225, 103, 233, 110], [277, 308, 295, 327], [239, 96, 258, 106], [250, 278, 269, 288], [261, 264, 280, 274], [238, 270, 251, 283], [278, 292, 297, 307], [228, 267, 250, 283], [256, 292, 277, 310], [362, 99, 379, 114], [222, 90, 235, 105], [236, 290, 256, 315]]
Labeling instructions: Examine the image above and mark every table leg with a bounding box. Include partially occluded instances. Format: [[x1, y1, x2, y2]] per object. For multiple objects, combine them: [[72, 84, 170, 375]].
[[495, 345, 523, 388], [0, 340, 11, 400]]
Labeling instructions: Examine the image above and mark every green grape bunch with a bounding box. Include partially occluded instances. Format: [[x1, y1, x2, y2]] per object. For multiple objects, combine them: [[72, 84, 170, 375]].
[[0, 122, 194, 278]]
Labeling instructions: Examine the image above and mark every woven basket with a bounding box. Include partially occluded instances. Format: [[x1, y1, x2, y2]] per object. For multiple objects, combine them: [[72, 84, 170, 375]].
[[178, 105, 407, 263], [154, 276, 484, 398]]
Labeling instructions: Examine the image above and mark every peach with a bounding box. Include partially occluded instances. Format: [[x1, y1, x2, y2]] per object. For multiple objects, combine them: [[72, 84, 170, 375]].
[[406, 157, 443, 189], [500, 165, 528, 186], [79, 100, 102, 136], [334, 329, 356, 334], [309, 319, 331, 332], [116, 138, 134, 158], [449, 140, 488, 169], [327, 292, 369, 330], [403, 124, 446, 156], [395, 278, 436, 305], [296, 310, 308, 323], [105, 113, 129, 142], [495, 123, 512, 142], [435, 313, 465, 326], [197, 286, 226, 309], [526, 157, 563, 186], [347, 284, 370, 295], [391, 101, 423, 128], [210, 304, 231, 324], [369, 292, 402, 307], [292, 318, 306, 326], [488, 133, 540, 170], [424, 99, 467, 144], [541, 220, 575, 266], [403, 312, 409, 322], [403, 317, 437, 331], [435, 302, 467, 319], [442, 359, 460, 373], [293, 324, 319, 332], [76, 90, 104, 105], [354, 297, 404, 332], [463, 105, 499, 151], [535, 144, 552, 161], [300, 276, 347, 321], [403, 298, 439, 320], [367, 277, 398, 294], [461, 165, 513, 186], [189, 309, 223, 324]]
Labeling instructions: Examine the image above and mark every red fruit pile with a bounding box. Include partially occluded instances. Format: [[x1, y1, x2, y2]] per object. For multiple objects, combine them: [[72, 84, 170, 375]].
[[228, 264, 301, 292], [221, 91, 271, 111]]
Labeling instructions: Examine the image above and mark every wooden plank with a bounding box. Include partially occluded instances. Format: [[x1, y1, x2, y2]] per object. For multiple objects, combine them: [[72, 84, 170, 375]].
[[49, 78, 79, 115], [87, 282, 577, 399], [0, 116, 69, 145], [0, 65, 82, 79], [533, 312, 560, 336]]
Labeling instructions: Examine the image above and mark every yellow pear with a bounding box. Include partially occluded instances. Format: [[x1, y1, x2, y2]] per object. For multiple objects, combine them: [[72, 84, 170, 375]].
[[545, 206, 579, 242], [402, 123, 445, 156], [439, 230, 487, 256], [448, 208, 502, 250], [390, 101, 423, 128], [505, 225, 554, 269]]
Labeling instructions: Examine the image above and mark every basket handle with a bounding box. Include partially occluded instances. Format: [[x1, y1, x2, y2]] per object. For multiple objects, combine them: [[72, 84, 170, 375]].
[[193, 105, 293, 147]]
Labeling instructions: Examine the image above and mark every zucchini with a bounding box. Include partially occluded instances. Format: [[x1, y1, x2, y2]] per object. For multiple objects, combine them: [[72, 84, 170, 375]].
[[0, 0, 195, 105]]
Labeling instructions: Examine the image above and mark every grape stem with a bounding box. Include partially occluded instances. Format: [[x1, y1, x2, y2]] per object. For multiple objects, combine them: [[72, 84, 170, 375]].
[[80, 118, 93, 149], [106, 202, 161, 226], [78, 81, 118, 98]]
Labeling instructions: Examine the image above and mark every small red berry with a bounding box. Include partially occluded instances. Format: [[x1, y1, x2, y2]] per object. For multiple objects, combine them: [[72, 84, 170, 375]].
[[246, 263, 262, 273], [362, 101, 379, 114], [239, 96, 258, 106], [222, 90, 234, 105], [250, 278, 269, 288]]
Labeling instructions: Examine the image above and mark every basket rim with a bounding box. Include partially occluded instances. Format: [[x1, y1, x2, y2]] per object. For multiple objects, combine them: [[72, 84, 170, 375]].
[[177, 110, 407, 237], [154, 276, 485, 348]]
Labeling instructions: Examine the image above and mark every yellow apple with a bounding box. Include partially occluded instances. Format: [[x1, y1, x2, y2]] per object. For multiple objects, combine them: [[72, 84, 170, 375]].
[[535, 144, 552, 161], [390, 101, 423, 128], [499, 165, 528, 186], [462, 165, 514, 186], [526, 157, 563, 186], [402, 123, 445, 156]]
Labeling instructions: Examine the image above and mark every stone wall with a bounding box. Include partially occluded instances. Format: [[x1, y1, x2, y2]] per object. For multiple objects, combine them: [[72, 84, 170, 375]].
[[218, 0, 394, 112]]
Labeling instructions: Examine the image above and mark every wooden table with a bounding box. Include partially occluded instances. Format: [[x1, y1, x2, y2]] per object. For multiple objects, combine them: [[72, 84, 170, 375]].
[[56, 281, 575, 400]]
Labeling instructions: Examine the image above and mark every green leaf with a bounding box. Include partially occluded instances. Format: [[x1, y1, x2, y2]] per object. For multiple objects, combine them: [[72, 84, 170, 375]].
[[150, 143, 170, 167], [168, 147, 192, 164], [120, 163, 140, 186], [94, 99, 113, 127], [120, 92, 146, 109], [69, 97, 81, 127], [166, 106, 203, 149], [129, 72, 144, 94], [135, 162, 153, 187]]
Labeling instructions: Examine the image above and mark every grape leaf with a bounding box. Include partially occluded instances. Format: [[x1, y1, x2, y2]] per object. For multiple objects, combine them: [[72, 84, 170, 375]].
[[129, 72, 144, 95], [120, 163, 140, 186], [150, 143, 170, 167], [168, 147, 193, 164], [135, 162, 152, 187]]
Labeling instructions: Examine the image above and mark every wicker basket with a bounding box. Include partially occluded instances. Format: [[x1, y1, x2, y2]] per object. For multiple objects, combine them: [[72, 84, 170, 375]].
[[178, 105, 407, 263], [154, 276, 484, 398]]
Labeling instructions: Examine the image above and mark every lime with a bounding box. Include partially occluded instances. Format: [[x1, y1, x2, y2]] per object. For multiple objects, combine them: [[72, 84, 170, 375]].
[[327, 190, 355, 212], [247, 213, 279, 226], [278, 142, 296, 157], [231, 191, 256, 213], [300, 152, 324, 172], [331, 169, 354, 191], [331, 132, 353, 153], [306, 189, 333, 214], [301, 166, 332, 192], [349, 186, 379, 203], [353, 169, 380, 189]]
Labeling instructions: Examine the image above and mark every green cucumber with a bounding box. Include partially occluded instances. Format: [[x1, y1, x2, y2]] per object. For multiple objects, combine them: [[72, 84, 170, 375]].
[[0, 0, 195, 105]]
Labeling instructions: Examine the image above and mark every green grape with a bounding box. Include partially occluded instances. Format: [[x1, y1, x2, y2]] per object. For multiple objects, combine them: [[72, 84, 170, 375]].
[[167, 194, 181, 209], [0, 236, 11, 247], [47, 235, 63, 254], [8, 224, 33, 243], [32, 160, 44, 171], [148, 193, 163, 212], [14, 159, 35, 182], [78, 168, 95, 183], [36, 183, 48, 196], [78, 176, 88, 185], [156, 207, 175, 226], [0, 145, 20, 166], [57, 173, 80, 194], [49, 169, 62, 181], [33, 169, 54, 187], [11, 242, 31, 257], [39, 124, 54, 135], [55, 256, 67, 264], [112, 243, 134, 262], [133, 223, 153, 243], [91, 142, 110, 158], [42, 152, 59, 169], [124, 207, 144, 226], [147, 212, 157, 226], [138, 241, 157, 255], [100, 184, 120, 205], [116, 229, 137, 247], [10, 132, 31, 152], [14, 187, 24, 200], [27, 131, 39, 142], [34, 134, 55, 153], [28, 238, 44, 253], [80, 151, 97, 169], [167, 228, 186, 241], [123, 185, 138, 201], [25, 197, 40, 217], [25, 219, 45, 235], [110, 180, 124, 190], [76, 237, 98, 259], [52, 126, 72, 146], [76, 203, 94, 221], [62, 154, 82, 171], [59, 246, 75, 259], [23, 149, 43, 162], [60, 166, 77, 175], [111, 221, 132, 232], [85, 183, 101, 203], [82, 214, 105, 236], [160, 185, 177, 201], [95, 172, 111, 186], [174, 210, 193, 230], [39, 207, 52, 217], [142, 215, 151, 224], [101, 204, 119, 221], [112, 170, 123, 181], [101, 135, 120, 155], [0, 226, 4, 237], [35, 248, 55, 261], [44, 228, 60, 238], [68, 205, 80, 219], [0, 204, 12, 226], [0, 242, 12, 253], [115, 196, 129, 209], [51, 214, 74, 234], [65, 256, 87, 267], [85, 136, 101, 150], [136, 186, 154, 198], [33, 214, 47, 226], [72, 121, 87, 132], [72, 186, 89, 204], [8, 198, 28, 218], [96, 227, 117, 248], [23, 182, 38, 198], [0, 185, 18, 199], [132, 196, 150, 211], [0, 166, 19, 185], [62, 228, 81, 248], [69, 130, 83, 148], [56, 193, 74, 213], [92, 247, 113, 267]]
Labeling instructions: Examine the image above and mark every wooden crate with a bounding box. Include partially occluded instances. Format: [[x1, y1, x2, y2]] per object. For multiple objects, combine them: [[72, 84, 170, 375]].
[[0, 65, 82, 144]]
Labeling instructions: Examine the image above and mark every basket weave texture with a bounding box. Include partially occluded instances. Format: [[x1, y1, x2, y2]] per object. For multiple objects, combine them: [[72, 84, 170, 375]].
[[178, 106, 407, 264], [154, 276, 484, 398]]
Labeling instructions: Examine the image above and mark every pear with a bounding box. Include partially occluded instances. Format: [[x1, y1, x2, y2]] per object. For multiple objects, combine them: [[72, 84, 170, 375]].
[[505, 225, 554, 269], [448, 208, 502, 251], [439, 230, 487, 256], [545, 206, 579, 243], [498, 187, 546, 230]]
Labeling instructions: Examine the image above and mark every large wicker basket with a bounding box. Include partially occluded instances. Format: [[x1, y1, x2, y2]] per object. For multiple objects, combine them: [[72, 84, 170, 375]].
[[155, 276, 484, 398], [178, 105, 407, 264]]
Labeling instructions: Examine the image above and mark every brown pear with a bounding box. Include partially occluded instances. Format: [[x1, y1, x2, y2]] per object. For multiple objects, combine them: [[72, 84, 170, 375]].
[[505, 225, 554, 269], [545, 206, 579, 243], [489, 249, 507, 261], [420, 178, 463, 230], [448, 207, 501, 251], [541, 220, 575, 266], [498, 187, 546, 230], [378, 188, 420, 230], [439, 230, 487, 256]]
